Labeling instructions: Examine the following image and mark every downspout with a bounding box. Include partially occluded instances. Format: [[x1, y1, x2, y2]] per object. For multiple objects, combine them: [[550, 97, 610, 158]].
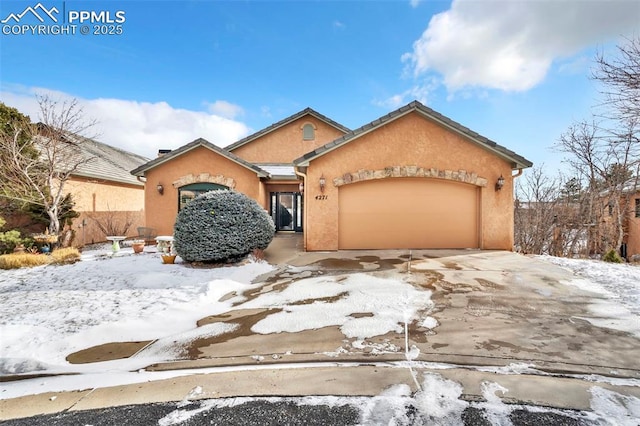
[[511, 168, 524, 253], [294, 167, 308, 251]]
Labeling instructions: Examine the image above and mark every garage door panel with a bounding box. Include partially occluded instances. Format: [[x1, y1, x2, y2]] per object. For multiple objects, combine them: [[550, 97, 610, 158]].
[[338, 178, 478, 249]]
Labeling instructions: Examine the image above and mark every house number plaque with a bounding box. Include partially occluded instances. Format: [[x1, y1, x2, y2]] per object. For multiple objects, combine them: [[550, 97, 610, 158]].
[[315, 195, 328, 200]]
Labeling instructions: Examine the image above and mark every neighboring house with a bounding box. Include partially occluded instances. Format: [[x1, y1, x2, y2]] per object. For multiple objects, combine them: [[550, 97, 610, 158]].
[[628, 190, 640, 259], [62, 134, 148, 245], [601, 187, 640, 259], [131, 101, 532, 251]]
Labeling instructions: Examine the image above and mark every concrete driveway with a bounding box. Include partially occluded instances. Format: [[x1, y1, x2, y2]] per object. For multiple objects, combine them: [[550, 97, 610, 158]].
[[2, 236, 639, 420]]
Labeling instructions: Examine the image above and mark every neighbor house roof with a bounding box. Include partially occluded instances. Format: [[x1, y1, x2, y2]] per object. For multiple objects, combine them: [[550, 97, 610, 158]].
[[57, 132, 149, 186], [225, 107, 350, 152], [130, 138, 269, 178], [293, 100, 533, 170]]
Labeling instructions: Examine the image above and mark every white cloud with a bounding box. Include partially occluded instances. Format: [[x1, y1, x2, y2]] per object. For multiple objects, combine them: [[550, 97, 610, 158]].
[[373, 78, 438, 109], [260, 105, 272, 118], [0, 86, 251, 159], [205, 100, 244, 119], [409, 0, 421, 8], [401, 0, 640, 96], [333, 20, 345, 29], [373, 94, 406, 109]]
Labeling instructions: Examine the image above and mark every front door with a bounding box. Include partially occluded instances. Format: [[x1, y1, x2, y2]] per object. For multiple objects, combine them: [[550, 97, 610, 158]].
[[271, 192, 303, 232]]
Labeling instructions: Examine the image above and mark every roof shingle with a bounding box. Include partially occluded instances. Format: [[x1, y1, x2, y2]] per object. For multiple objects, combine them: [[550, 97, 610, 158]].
[[130, 138, 269, 177], [61, 133, 149, 186]]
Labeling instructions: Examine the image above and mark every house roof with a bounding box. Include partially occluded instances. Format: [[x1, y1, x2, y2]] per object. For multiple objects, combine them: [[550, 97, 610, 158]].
[[130, 138, 269, 178], [225, 107, 350, 152], [59, 132, 149, 186], [293, 100, 533, 170]]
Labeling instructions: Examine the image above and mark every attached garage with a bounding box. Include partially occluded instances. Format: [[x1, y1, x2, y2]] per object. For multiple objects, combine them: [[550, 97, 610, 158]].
[[294, 101, 533, 251], [338, 178, 479, 249]]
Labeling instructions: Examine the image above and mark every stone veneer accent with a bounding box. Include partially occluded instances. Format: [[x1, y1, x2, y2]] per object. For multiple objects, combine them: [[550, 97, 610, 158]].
[[172, 173, 236, 189], [332, 166, 487, 188]]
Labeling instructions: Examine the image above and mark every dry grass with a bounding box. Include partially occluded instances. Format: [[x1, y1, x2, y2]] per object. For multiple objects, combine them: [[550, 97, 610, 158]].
[[0, 253, 51, 269], [0, 247, 81, 269], [50, 247, 81, 265]]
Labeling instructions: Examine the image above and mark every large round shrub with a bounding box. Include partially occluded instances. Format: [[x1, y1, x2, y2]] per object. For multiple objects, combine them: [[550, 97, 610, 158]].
[[173, 190, 275, 263]]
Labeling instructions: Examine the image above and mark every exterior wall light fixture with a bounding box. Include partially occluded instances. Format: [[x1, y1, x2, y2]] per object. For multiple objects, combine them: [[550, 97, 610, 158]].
[[157, 184, 164, 195], [298, 181, 304, 193], [495, 175, 505, 191], [319, 175, 326, 193]]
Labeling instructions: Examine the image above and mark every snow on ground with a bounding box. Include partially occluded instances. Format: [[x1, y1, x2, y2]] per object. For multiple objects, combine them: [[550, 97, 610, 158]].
[[0, 247, 273, 377], [243, 273, 433, 339], [153, 372, 639, 426], [0, 245, 435, 396], [2, 248, 640, 423], [536, 255, 640, 338]]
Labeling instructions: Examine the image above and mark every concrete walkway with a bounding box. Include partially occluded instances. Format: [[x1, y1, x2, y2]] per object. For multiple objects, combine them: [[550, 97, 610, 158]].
[[2, 234, 639, 420]]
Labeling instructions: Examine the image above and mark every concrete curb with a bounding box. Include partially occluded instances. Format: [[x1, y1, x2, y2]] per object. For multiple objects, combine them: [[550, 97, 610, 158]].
[[2, 364, 639, 420]]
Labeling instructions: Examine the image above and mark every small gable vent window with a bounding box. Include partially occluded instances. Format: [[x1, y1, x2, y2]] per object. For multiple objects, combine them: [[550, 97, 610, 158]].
[[302, 123, 315, 141]]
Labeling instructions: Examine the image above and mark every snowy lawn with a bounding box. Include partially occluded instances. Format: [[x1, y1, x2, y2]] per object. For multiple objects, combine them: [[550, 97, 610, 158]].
[[0, 247, 274, 378]]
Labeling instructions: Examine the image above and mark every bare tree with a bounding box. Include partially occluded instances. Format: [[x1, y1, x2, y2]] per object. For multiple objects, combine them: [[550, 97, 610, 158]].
[[604, 119, 640, 251], [511, 37, 640, 259], [556, 120, 605, 254], [514, 167, 561, 254], [514, 166, 589, 256], [593, 37, 640, 122], [87, 206, 134, 237], [555, 118, 639, 256], [0, 95, 97, 235]]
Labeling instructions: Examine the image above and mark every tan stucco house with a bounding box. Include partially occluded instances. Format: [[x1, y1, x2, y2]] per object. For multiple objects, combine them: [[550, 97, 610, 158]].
[[66, 136, 148, 245], [602, 188, 640, 260], [3, 133, 148, 246], [628, 191, 640, 259], [131, 101, 532, 251]]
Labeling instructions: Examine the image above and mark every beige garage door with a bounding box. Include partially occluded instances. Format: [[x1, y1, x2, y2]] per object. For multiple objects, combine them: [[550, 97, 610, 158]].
[[338, 178, 479, 249]]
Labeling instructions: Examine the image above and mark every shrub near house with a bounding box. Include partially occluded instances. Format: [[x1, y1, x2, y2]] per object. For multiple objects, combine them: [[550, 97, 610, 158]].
[[173, 190, 275, 263], [0, 216, 29, 254]]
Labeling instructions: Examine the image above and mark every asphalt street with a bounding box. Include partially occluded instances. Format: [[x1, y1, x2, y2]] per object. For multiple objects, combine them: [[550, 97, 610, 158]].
[[0, 399, 593, 425]]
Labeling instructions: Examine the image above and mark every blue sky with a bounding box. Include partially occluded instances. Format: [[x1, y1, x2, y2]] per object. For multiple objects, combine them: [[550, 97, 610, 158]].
[[1, 0, 639, 172]]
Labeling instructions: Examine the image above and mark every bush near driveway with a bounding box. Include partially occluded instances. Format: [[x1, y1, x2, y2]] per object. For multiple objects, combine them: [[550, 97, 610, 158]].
[[173, 190, 275, 263]]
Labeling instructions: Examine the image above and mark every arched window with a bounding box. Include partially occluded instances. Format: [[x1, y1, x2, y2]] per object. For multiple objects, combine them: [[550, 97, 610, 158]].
[[178, 182, 227, 210], [302, 123, 315, 141]]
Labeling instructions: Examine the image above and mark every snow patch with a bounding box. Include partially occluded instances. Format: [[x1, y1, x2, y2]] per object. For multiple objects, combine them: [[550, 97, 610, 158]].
[[421, 316, 438, 329], [480, 381, 512, 426], [590, 386, 640, 425], [414, 373, 468, 423], [246, 274, 433, 339]]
